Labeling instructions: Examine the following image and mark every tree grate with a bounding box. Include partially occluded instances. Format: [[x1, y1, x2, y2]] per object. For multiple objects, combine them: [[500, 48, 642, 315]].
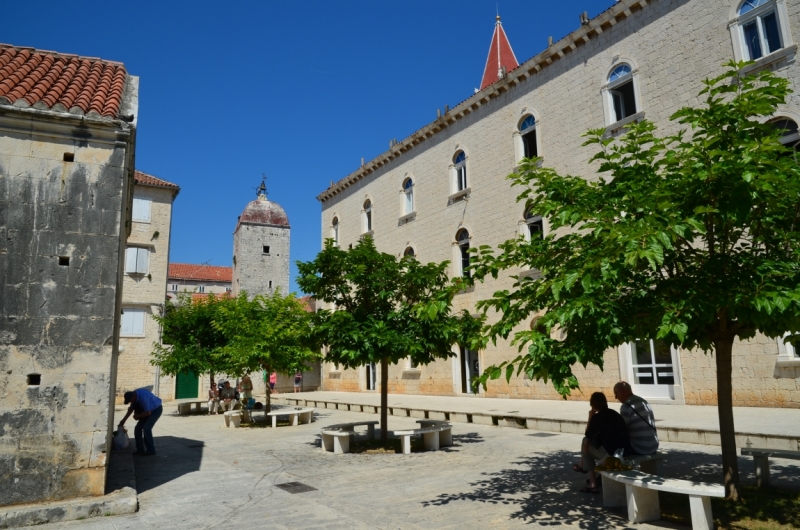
[[275, 482, 317, 494]]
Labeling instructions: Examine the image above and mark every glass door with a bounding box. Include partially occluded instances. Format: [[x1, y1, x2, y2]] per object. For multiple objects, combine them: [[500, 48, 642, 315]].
[[460, 346, 480, 394], [366, 362, 377, 391], [629, 339, 676, 399]]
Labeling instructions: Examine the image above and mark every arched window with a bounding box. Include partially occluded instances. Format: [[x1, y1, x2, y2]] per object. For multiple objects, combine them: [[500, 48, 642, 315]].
[[362, 199, 372, 233], [606, 63, 638, 123], [456, 228, 470, 278], [403, 177, 414, 215], [519, 115, 538, 159], [737, 0, 785, 60], [771, 117, 800, 145], [454, 151, 467, 191], [525, 207, 544, 240], [331, 216, 339, 246], [403, 246, 415, 258]]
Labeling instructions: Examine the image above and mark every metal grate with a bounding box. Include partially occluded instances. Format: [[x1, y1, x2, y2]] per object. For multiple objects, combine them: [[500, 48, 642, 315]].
[[275, 482, 317, 494], [529, 432, 559, 438]]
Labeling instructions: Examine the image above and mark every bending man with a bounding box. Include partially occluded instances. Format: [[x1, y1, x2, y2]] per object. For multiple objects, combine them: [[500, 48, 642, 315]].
[[119, 388, 163, 456]]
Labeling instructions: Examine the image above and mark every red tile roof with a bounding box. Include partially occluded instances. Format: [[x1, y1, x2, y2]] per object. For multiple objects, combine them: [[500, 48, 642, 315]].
[[298, 295, 315, 313], [169, 263, 233, 283], [190, 292, 230, 303], [134, 170, 180, 193], [0, 44, 128, 118]]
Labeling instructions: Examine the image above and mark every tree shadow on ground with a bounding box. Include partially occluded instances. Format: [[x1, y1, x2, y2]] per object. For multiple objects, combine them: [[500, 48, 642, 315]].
[[452, 432, 484, 444], [133, 436, 203, 494]]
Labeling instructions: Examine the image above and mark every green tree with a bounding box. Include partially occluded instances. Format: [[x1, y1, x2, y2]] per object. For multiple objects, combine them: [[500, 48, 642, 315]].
[[297, 237, 485, 442], [213, 291, 319, 412], [151, 293, 231, 388], [470, 62, 800, 500]]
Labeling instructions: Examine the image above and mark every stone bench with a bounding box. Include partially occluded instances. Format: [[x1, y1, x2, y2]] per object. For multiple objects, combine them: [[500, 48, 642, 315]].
[[266, 407, 314, 428], [624, 451, 667, 475], [600, 469, 724, 530], [394, 421, 453, 455], [320, 421, 379, 454], [175, 399, 206, 415], [741, 447, 800, 487]]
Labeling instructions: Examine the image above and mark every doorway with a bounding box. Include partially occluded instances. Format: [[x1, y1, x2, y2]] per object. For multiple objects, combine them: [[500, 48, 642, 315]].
[[627, 339, 677, 399], [459, 346, 480, 394], [175, 371, 199, 399], [366, 362, 377, 391]]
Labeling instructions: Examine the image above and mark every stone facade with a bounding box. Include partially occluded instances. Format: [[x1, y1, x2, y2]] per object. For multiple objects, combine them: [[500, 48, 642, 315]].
[[0, 74, 139, 503], [232, 193, 291, 298], [115, 173, 178, 404], [317, 0, 800, 407]]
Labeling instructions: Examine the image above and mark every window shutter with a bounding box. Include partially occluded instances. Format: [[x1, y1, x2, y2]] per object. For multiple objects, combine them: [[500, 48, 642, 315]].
[[132, 198, 152, 222], [136, 248, 149, 274], [131, 310, 145, 336], [121, 310, 133, 335], [125, 248, 137, 273]]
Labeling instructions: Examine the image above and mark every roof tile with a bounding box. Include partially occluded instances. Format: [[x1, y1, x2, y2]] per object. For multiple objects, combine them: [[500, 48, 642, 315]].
[[168, 263, 233, 283], [0, 43, 128, 118], [134, 170, 180, 192]]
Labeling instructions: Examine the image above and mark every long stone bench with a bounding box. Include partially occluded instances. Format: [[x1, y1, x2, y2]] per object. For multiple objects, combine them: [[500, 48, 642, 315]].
[[321, 421, 379, 454], [741, 447, 800, 487], [175, 399, 206, 415], [266, 407, 314, 428], [600, 469, 724, 530], [394, 420, 453, 455]]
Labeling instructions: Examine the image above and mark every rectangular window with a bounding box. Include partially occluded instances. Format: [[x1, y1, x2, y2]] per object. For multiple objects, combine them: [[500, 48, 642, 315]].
[[268, 280, 273, 289], [457, 166, 467, 191], [263, 245, 270, 254], [741, 9, 784, 61], [170, 284, 178, 291], [610, 81, 637, 122], [522, 130, 538, 159], [125, 247, 149, 274], [197, 285, 205, 293], [132, 197, 152, 222], [121, 308, 146, 337], [762, 12, 782, 53]]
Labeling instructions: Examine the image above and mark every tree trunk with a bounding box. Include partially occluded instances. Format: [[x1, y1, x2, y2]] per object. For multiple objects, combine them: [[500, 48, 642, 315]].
[[380, 357, 389, 442], [209, 373, 215, 387], [714, 335, 740, 501], [265, 366, 271, 413]]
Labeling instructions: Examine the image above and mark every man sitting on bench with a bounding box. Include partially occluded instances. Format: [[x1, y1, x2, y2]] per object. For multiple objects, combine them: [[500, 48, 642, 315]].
[[614, 381, 659, 456], [574, 392, 631, 494], [219, 381, 238, 413]]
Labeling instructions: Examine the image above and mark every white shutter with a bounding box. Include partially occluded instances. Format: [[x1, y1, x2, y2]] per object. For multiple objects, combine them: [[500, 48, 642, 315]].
[[125, 248, 137, 273], [121, 310, 134, 336], [136, 248, 149, 274], [131, 310, 145, 336], [405, 190, 413, 214], [132, 198, 151, 222]]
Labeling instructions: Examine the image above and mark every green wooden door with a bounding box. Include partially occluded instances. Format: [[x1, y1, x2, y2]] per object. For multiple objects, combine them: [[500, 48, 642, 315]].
[[175, 371, 199, 399]]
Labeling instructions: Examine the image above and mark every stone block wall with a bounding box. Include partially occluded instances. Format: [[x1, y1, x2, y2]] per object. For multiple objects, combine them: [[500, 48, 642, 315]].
[[319, 0, 800, 407], [0, 110, 135, 505], [233, 224, 290, 298]]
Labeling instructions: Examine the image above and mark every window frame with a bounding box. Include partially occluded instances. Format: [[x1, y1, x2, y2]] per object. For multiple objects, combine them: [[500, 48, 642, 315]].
[[331, 216, 339, 247], [120, 307, 146, 337], [454, 228, 471, 278], [402, 177, 414, 215], [514, 114, 540, 165], [777, 332, 800, 365], [131, 197, 152, 223], [124, 246, 149, 275], [403, 246, 416, 258], [729, 0, 793, 63], [362, 199, 373, 234], [451, 150, 468, 193], [601, 62, 643, 127]]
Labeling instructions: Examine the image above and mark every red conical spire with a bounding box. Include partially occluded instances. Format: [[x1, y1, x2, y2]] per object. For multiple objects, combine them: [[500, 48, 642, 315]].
[[480, 15, 519, 90]]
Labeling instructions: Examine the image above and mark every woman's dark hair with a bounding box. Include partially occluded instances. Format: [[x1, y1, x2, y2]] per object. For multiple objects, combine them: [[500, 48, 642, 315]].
[[589, 392, 608, 410]]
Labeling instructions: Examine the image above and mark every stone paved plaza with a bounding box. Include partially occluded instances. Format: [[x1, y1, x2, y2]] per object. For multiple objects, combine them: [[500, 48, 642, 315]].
[[35, 404, 800, 530]]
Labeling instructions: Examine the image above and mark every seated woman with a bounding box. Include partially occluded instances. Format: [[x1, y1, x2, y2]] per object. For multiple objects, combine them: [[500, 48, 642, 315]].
[[573, 392, 631, 493], [207, 382, 219, 415]]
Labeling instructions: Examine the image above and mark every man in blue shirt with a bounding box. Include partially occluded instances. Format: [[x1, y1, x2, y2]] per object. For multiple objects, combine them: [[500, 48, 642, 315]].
[[119, 388, 163, 456]]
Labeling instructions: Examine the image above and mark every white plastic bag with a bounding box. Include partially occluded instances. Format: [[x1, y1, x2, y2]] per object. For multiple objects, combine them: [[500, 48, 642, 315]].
[[112, 426, 130, 450]]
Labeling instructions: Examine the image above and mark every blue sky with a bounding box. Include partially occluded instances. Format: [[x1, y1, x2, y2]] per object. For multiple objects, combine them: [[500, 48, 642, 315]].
[[7, 0, 616, 293]]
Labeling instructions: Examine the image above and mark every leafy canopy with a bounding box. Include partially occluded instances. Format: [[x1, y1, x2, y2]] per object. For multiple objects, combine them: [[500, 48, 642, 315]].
[[470, 61, 800, 395], [297, 237, 485, 368]]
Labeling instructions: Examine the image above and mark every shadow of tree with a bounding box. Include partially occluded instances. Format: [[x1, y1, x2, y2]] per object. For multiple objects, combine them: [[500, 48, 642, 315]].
[[452, 432, 485, 444]]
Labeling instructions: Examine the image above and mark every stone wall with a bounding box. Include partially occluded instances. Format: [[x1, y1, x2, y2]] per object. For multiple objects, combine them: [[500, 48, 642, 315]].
[[233, 223, 290, 298], [319, 0, 800, 407], [0, 104, 136, 505], [116, 183, 174, 402]]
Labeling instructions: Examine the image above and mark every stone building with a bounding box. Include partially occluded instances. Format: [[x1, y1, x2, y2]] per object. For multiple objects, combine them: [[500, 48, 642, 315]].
[[115, 171, 179, 404], [166, 263, 232, 302], [316, 0, 800, 407], [232, 182, 290, 298], [0, 44, 138, 505]]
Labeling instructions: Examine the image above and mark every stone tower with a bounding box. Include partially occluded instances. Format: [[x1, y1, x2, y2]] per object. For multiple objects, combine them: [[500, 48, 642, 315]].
[[232, 181, 290, 297]]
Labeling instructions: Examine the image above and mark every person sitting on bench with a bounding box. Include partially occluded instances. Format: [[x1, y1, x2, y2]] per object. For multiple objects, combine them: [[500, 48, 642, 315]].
[[574, 392, 631, 494], [614, 381, 659, 456], [219, 381, 238, 412]]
